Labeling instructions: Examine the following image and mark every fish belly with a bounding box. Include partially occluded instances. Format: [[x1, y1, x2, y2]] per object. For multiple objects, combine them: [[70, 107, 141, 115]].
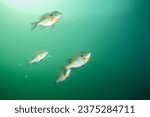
[[68, 62, 83, 69], [38, 20, 53, 26], [31, 56, 42, 63], [30, 59, 38, 63]]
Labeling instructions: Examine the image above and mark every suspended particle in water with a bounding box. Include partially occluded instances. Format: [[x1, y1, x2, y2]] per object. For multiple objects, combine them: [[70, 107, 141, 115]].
[[25, 75, 28, 78], [18, 63, 22, 66], [48, 55, 51, 58]]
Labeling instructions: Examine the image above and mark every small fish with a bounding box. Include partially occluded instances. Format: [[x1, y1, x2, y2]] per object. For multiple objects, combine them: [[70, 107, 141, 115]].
[[66, 52, 91, 69], [29, 50, 48, 64], [31, 11, 62, 30], [56, 68, 71, 84]]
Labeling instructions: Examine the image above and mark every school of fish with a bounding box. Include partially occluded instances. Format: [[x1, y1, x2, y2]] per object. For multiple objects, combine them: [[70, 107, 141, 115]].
[[25, 11, 91, 84]]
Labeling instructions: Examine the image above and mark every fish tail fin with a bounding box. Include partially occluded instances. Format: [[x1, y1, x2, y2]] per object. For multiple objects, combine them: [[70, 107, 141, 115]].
[[31, 22, 38, 30], [56, 76, 62, 84], [56, 78, 64, 84], [56, 80, 59, 84], [25, 59, 32, 66]]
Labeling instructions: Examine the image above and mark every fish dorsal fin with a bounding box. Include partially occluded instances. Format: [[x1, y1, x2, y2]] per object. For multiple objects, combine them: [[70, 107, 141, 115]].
[[67, 53, 80, 63], [34, 51, 42, 57], [39, 12, 52, 21], [67, 58, 72, 63]]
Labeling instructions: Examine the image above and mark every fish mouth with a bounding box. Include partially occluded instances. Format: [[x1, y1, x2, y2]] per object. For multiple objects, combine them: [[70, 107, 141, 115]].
[[55, 12, 63, 18], [54, 14, 62, 19], [42, 51, 48, 57], [85, 53, 91, 59], [84, 53, 91, 62]]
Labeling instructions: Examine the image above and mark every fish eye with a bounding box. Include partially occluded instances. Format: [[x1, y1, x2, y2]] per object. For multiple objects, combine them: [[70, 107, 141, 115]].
[[80, 54, 84, 57]]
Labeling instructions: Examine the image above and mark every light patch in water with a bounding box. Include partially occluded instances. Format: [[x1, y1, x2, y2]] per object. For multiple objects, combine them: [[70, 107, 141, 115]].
[[18, 63, 22, 66], [5, 0, 40, 8], [48, 55, 51, 58], [1, 0, 63, 14], [25, 75, 28, 78]]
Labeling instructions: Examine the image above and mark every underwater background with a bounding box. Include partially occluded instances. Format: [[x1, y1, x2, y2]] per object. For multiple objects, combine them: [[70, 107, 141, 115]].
[[0, 0, 150, 100]]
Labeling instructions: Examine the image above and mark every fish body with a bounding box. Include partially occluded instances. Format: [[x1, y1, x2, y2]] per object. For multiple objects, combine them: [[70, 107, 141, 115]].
[[29, 50, 48, 64], [31, 11, 62, 30], [56, 68, 71, 84], [66, 52, 91, 69]]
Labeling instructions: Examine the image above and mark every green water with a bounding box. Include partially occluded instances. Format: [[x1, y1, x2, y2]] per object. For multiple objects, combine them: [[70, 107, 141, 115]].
[[0, 0, 150, 100]]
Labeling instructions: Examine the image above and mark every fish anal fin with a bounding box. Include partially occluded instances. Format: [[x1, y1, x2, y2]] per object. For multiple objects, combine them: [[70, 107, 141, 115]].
[[72, 65, 86, 71], [71, 67, 79, 72], [31, 22, 38, 30], [39, 26, 46, 30]]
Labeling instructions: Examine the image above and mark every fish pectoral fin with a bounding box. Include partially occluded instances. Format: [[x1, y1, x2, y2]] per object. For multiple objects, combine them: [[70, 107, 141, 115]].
[[64, 73, 70, 78], [38, 59, 44, 63]]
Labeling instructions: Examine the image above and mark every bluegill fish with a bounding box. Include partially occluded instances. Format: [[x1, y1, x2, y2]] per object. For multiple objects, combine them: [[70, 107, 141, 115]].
[[29, 50, 48, 64], [66, 52, 91, 69], [56, 68, 71, 84], [31, 11, 62, 30]]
